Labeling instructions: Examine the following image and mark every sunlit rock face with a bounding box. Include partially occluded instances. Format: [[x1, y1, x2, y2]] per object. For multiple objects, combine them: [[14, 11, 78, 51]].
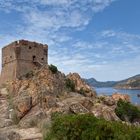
[[0, 66, 134, 139], [67, 73, 97, 97], [112, 93, 130, 102]]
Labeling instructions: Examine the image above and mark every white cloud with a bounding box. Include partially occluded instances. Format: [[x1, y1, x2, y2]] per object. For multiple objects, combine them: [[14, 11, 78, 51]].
[[101, 30, 140, 40], [0, 0, 116, 32], [4, 0, 140, 81], [92, 0, 116, 12], [0, 0, 117, 50], [100, 30, 140, 55], [101, 30, 116, 37], [39, 0, 71, 6], [92, 56, 140, 81], [24, 9, 89, 32], [49, 46, 140, 81]]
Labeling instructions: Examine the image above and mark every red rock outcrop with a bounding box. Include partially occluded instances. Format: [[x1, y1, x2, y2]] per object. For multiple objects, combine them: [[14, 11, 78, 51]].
[[112, 93, 130, 102], [67, 73, 96, 97]]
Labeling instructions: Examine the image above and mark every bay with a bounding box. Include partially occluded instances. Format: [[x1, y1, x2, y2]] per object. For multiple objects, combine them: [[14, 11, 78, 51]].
[[95, 87, 140, 105]]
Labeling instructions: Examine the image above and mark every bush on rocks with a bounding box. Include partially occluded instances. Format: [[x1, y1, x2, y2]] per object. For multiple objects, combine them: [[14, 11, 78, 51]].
[[44, 114, 140, 140], [115, 99, 140, 123], [49, 64, 58, 74], [65, 78, 75, 92]]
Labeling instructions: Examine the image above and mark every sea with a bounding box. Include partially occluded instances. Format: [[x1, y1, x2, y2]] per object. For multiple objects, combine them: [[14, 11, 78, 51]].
[[95, 87, 140, 105]]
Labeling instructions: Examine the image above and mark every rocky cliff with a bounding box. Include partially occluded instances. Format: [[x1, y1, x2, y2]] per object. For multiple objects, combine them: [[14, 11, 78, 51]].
[[67, 73, 96, 97], [0, 66, 132, 139]]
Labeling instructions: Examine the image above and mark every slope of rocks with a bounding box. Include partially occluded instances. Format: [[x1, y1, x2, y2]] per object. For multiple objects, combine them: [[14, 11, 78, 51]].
[[0, 66, 130, 139], [67, 73, 96, 97]]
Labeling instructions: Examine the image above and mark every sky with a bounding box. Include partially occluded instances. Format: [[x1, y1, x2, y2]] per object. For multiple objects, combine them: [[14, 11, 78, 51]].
[[0, 0, 140, 81]]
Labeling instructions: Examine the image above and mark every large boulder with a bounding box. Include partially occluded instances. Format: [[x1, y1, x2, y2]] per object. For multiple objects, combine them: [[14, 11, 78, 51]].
[[67, 73, 96, 97], [0, 88, 9, 97], [70, 103, 89, 114], [0, 119, 13, 128], [91, 103, 120, 121], [0, 128, 42, 140], [19, 106, 46, 128], [44, 95, 57, 108], [112, 93, 130, 102], [99, 95, 116, 106], [80, 98, 94, 110], [0, 131, 20, 140], [9, 66, 66, 103], [0, 98, 13, 128], [13, 94, 32, 119]]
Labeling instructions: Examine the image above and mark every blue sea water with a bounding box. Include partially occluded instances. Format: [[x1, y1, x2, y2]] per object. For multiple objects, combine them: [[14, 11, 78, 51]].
[[95, 87, 140, 105]]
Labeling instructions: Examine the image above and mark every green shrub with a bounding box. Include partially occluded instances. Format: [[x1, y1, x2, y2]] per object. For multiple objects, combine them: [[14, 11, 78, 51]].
[[37, 119, 52, 139], [99, 96, 105, 101], [49, 64, 58, 74], [51, 112, 63, 121], [44, 114, 140, 140], [115, 99, 140, 122], [78, 88, 88, 95], [78, 88, 85, 95], [78, 88, 90, 96], [65, 78, 75, 92]]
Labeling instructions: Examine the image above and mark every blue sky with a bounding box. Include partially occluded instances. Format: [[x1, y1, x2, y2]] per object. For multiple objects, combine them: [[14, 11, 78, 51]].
[[0, 0, 140, 81]]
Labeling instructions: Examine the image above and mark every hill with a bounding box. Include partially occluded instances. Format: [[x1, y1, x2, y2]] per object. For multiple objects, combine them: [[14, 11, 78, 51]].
[[84, 78, 117, 87], [84, 74, 140, 89], [115, 74, 140, 89]]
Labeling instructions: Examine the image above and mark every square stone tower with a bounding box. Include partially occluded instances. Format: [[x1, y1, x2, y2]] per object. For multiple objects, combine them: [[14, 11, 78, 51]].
[[0, 40, 48, 84]]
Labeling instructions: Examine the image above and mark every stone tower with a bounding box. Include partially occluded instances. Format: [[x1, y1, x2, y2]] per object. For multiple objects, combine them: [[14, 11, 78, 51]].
[[0, 40, 48, 84]]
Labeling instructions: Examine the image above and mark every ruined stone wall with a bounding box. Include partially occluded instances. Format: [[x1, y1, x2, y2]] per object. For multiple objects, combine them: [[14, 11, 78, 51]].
[[0, 40, 48, 84], [0, 43, 17, 84], [16, 40, 48, 64], [15, 40, 48, 78], [16, 61, 35, 78], [0, 60, 17, 84], [2, 42, 17, 66]]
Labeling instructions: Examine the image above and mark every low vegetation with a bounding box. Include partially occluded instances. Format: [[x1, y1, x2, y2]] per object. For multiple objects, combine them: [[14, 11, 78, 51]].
[[65, 78, 75, 92], [44, 114, 140, 140], [78, 87, 90, 96], [78, 87, 85, 95], [115, 99, 140, 123], [49, 64, 58, 74]]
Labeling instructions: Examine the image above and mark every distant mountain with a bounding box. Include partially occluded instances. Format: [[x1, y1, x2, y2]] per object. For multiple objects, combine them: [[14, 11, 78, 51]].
[[115, 74, 140, 89], [84, 78, 117, 87], [84, 74, 140, 89]]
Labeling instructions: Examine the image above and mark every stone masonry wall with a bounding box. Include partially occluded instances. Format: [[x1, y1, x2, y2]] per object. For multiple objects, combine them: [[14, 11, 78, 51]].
[[0, 40, 48, 85]]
